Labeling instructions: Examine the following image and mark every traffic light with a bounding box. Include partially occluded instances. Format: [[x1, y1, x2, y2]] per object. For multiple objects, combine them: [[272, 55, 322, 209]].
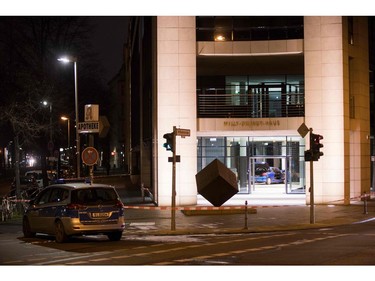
[[163, 133, 174, 152], [310, 133, 324, 161], [304, 149, 313, 161]]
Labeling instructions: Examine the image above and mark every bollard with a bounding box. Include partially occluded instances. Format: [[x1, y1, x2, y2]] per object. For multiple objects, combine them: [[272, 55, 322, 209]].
[[141, 183, 145, 202], [363, 192, 368, 215], [244, 200, 248, 230]]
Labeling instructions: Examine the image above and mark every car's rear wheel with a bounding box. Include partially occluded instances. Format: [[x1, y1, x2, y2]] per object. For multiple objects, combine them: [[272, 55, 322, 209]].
[[22, 217, 36, 238], [107, 231, 123, 241], [55, 220, 68, 243]]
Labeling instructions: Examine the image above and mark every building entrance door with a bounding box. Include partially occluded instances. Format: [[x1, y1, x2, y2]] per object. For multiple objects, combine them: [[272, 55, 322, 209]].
[[247, 156, 299, 194]]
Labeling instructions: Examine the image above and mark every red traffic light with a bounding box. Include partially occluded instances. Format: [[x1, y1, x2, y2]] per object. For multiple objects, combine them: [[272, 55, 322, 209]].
[[310, 133, 324, 161]]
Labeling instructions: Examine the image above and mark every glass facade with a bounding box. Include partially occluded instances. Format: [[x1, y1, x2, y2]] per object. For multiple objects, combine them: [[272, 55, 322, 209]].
[[197, 75, 304, 118], [197, 136, 306, 194], [196, 16, 304, 41]]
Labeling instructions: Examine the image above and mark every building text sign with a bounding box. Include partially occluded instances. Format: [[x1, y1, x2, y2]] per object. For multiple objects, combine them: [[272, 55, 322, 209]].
[[223, 120, 281, 128], [197, 117, 304, 132], [78, 121, 100, 133]]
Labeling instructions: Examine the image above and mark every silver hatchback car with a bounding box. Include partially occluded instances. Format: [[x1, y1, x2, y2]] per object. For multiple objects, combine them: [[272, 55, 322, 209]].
[[22, 183, 125, 243]]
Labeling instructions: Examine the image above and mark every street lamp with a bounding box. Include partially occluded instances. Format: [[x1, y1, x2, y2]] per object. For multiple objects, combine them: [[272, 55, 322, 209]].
[[58, 56, 80, 178]]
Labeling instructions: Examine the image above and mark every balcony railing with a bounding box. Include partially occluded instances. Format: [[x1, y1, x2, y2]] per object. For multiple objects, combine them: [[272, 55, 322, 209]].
[[197, 25, 304, 42], [197, 89, 304, 118]]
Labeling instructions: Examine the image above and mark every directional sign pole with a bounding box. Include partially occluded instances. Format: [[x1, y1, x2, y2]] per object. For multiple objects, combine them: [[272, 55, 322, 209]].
[[298, 123, 315, 224], [166, 126, 190, 231], [89, 135, 94, 184], [82, 146, 99, 185], [171, 126, 177, 231], [309, 128, 315, 224]]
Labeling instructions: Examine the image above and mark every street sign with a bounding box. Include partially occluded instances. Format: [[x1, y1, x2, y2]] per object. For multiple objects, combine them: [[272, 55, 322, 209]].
[[297, 123, 309, 138], [99, 115, 110, 138], [84, 104, 99, 121], [81, 147, 99, 166], [78, 122, 100, 133], [175, 128, 190, 138]]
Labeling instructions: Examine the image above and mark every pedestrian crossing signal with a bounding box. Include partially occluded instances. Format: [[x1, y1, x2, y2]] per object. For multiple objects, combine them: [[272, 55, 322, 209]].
[[163, 133, 174, 152]]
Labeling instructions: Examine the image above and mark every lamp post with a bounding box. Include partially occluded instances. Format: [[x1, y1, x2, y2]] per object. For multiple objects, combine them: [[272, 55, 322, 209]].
[[60, 116, 70, 150], [41, 100, 53, 155], [61, 116, 71, 175], [58, 56, 80, 178]]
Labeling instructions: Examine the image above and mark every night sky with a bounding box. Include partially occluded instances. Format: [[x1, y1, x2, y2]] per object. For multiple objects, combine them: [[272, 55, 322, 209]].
[[88, 16, 129, 82], [0, 15, 129, 148]]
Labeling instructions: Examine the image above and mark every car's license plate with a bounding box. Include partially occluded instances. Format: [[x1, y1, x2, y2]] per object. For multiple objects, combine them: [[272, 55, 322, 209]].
[[91, 212, 110, 219]]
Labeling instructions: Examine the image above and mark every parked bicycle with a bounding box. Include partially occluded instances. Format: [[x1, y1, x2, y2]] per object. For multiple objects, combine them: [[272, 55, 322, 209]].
[[4, 184, 43, 217], [1, 196, 17, 222]]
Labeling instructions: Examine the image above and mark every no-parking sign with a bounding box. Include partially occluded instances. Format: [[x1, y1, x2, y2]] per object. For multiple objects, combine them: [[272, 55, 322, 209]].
[[81, 147, 99, 166]]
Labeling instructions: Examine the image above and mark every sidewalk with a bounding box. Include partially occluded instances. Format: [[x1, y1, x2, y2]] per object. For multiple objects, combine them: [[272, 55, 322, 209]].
[[2, 174, 374, 236], [120, 190, 375, 236]]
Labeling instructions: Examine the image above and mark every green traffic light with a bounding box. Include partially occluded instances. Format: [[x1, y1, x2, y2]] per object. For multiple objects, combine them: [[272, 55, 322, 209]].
[[163, 133, 174, 151]]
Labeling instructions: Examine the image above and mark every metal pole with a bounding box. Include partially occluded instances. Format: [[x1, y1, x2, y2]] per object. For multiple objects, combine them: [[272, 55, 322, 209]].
[[310, 157, 315, 223], [49, 104, 53, 172], [171, 126, 177, 231], [90, 166, 94, 184], [49, 104, 53, 148], [244, 200, 248, 230], [67, 118, 70, 150], [363, 192, 368, 214], [74, 61, 80, 178], [309, 128, 315, 224]]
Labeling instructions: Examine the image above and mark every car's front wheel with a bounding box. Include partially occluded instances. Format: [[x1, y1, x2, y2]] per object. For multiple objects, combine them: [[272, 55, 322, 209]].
[[107, 231, 123, 241], [55, 220, 68, 243], [22, 217, 36, 238]]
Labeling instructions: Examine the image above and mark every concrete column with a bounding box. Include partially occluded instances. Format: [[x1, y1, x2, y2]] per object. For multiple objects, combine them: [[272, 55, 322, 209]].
[[156, 16, 197, 206], [304, 16, 370, 204], [304, 16, 348, 204]]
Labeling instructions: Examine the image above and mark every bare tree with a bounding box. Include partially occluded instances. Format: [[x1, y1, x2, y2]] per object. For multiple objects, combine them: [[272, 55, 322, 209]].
[[0, 17, 106, 196], [0, 85, 51, 207]]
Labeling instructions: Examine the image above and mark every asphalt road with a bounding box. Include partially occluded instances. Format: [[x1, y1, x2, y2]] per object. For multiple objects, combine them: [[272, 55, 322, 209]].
[[1, 216, 375, 266]]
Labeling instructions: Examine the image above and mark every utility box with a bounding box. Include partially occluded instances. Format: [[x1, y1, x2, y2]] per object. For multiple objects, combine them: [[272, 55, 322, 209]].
[[195, 159, 238, 207]]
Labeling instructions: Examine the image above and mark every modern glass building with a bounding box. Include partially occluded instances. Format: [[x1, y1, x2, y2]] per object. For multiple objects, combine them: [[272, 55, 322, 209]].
[[123, 16, 371, 206]]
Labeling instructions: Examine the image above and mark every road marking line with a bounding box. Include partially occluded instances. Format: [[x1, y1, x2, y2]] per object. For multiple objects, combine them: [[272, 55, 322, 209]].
[[129, 222, 156, 226], [155, 233, 349, 265], [90, 258, 111, 262], [66, 261, 89, 265], [353, 217, 375, 224]]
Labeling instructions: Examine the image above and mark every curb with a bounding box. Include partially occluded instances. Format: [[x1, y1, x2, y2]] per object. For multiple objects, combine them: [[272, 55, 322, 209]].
[[181, 208, 257, 216]]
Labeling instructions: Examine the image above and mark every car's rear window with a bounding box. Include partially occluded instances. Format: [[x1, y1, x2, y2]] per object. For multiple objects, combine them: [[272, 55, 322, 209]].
[[255, 166, 268, 174], [71, 188, 118, 205]]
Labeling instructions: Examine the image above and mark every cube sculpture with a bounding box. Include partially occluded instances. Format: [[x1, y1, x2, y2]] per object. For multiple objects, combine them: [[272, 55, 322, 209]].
[[195, 159, 238, 207]]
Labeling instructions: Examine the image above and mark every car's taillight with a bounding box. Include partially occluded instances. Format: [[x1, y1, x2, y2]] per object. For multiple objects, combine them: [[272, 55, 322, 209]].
[[66, 203, 86, 210]]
